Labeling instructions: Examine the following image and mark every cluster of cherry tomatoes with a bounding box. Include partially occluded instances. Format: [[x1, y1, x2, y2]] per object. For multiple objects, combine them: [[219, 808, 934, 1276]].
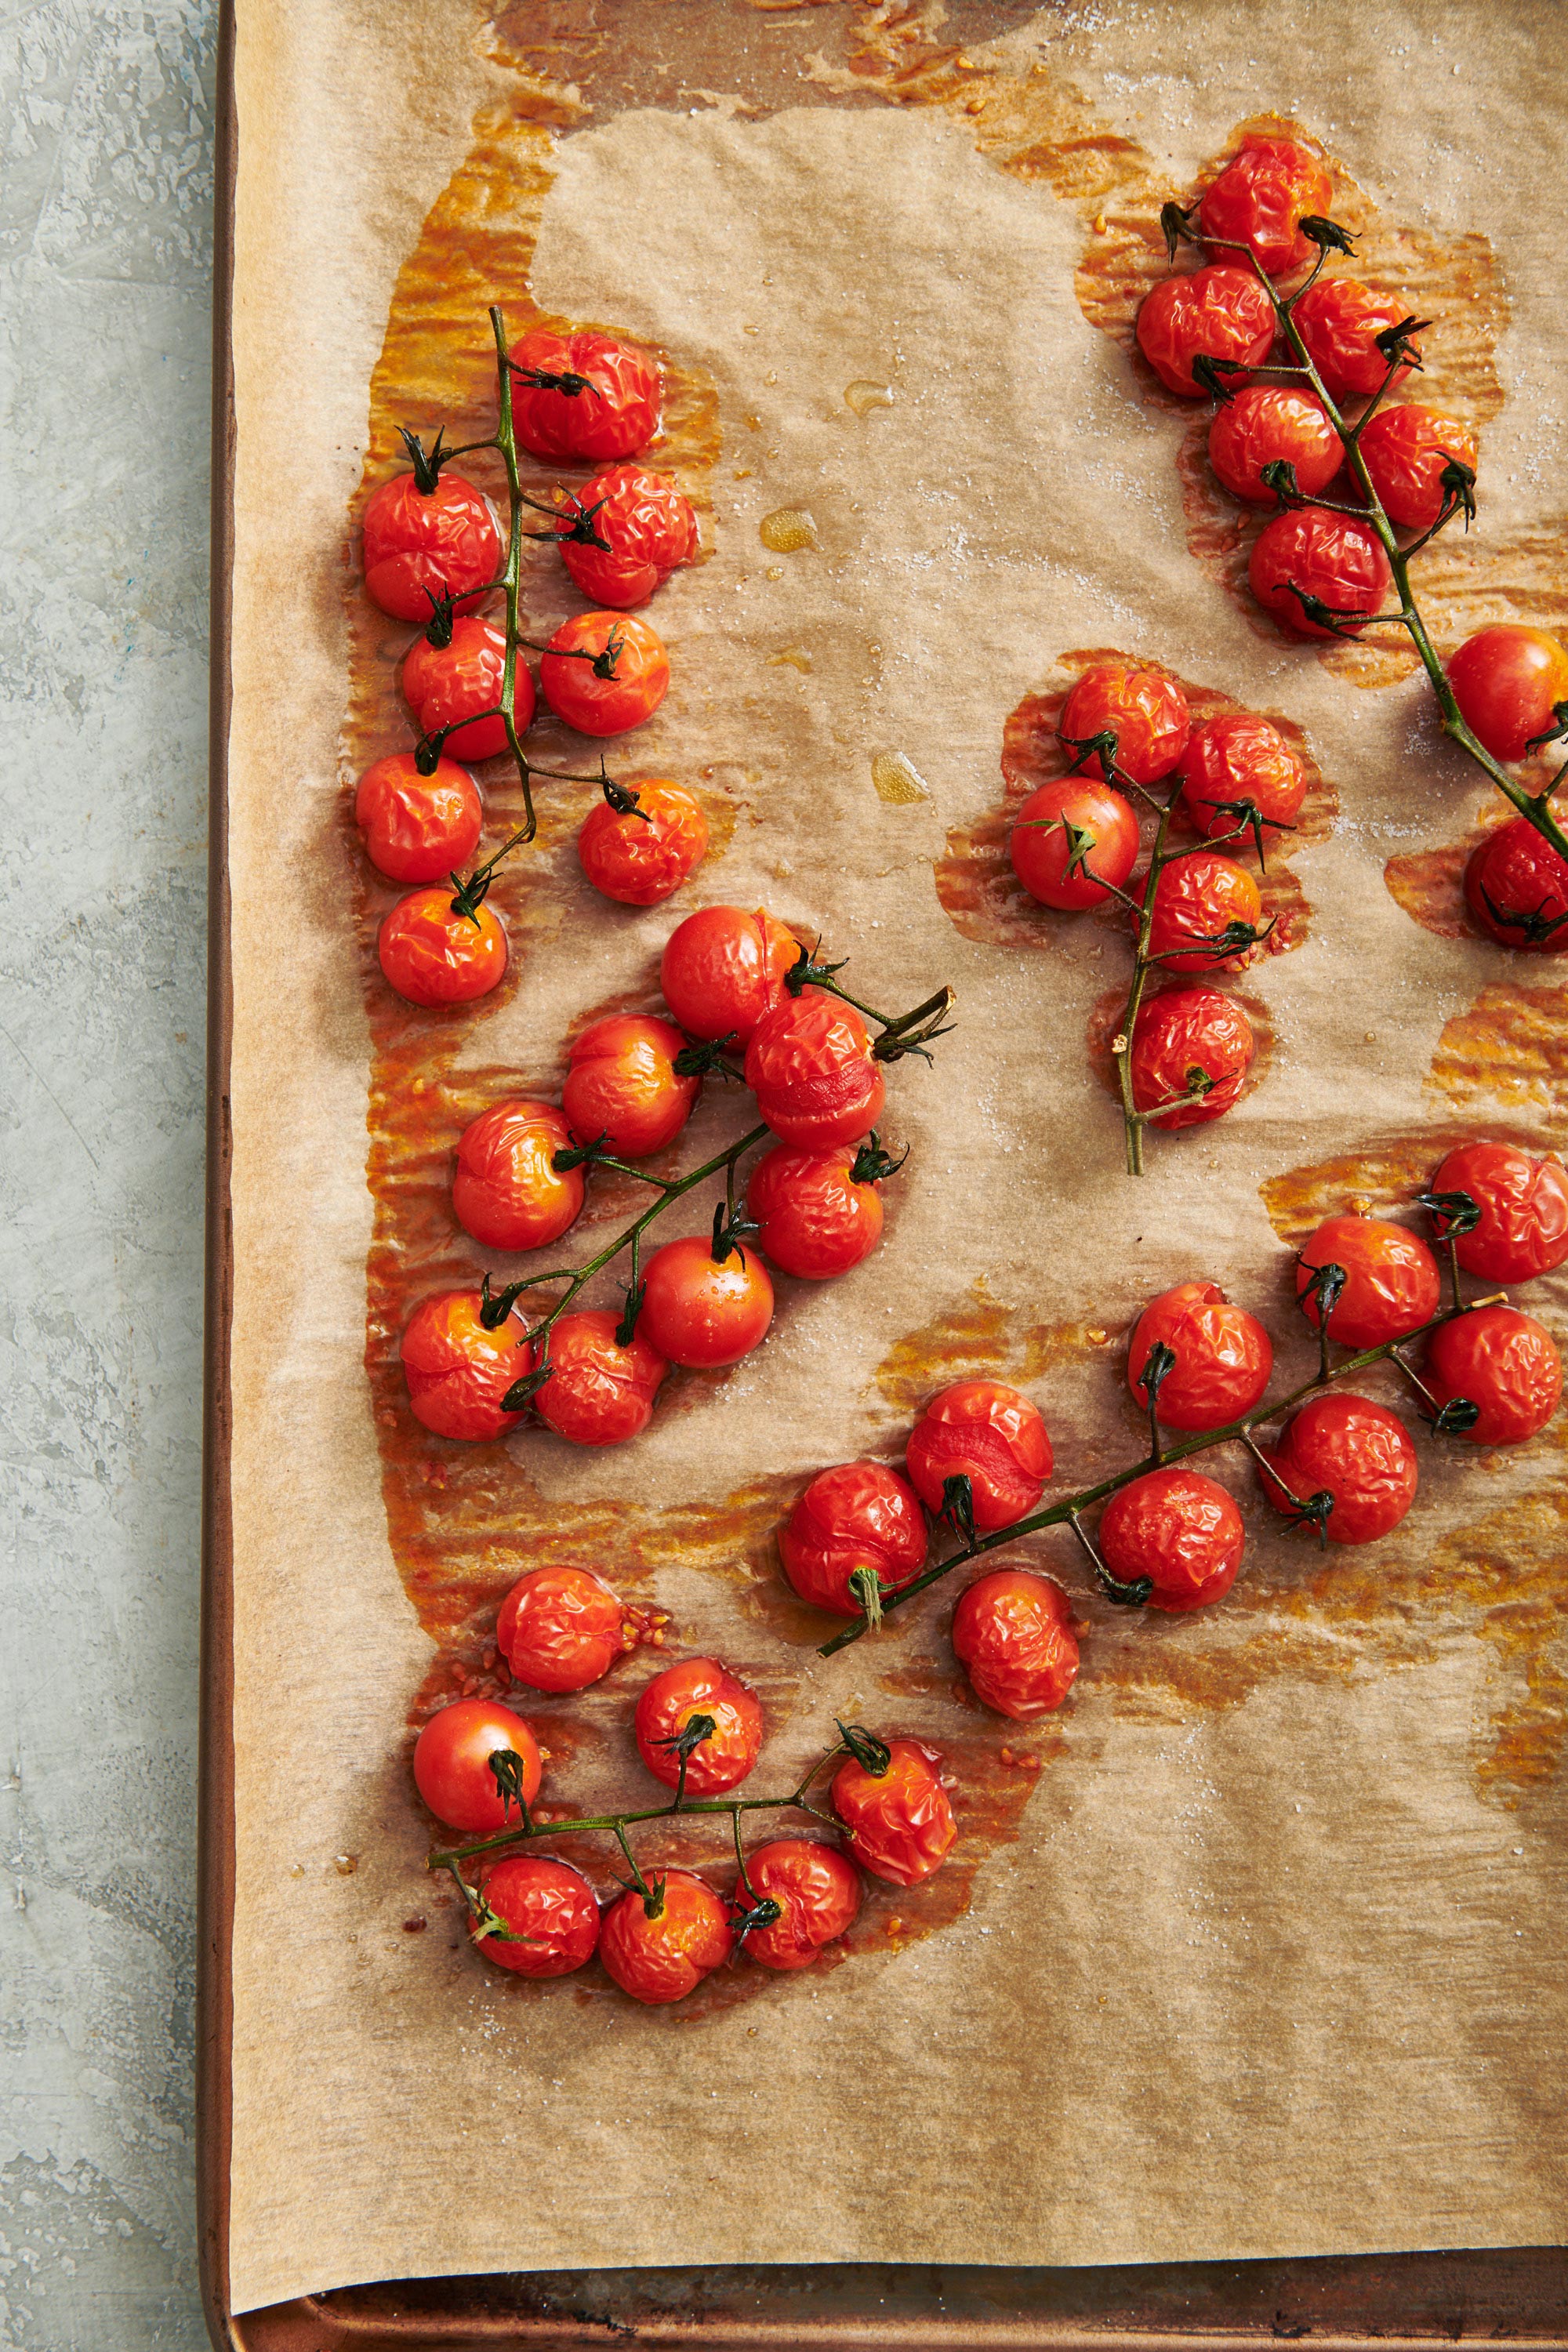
[[357, 324, 720, 1011]]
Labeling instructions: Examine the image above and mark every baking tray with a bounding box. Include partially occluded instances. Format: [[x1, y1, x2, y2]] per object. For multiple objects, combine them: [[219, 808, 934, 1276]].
[[197, 2, 1568, 2340]]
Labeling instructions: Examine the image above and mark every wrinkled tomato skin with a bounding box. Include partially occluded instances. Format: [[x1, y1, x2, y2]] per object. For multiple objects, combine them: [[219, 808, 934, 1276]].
[[1359, 405, 1479, 531], [738, 1840, 862, 1970], [402, 616, 535, 764], [1058, 666, 1191, 784], [508, 327, 663, 463], [474, 1856, 601, 1977], [1261, 1393, 1417, 1544], [532, 1310, 668, 1448], [599, 1871, 732, 2005], [557, 464, 699, 607], [1196, 136, 1334, 276], [832, 1740, 956, 1886], [1447, 626, 1568, 765], [1129, 987, 1255, 1131], [1010, 778, 1140, 910], [1464, 820, 1568, 954], [904, 1380, 1053, 1532], [361, 471, 501, 622], [778, 1459, 928, 1616], [578, 780, 708, 906], [1140, 850, 1265, 974], [659, 904, 800, 1044], [1295, 1213, 1441, 1348], [1098, 1468, 1244, 1611], [401, 1291, 533, 1441], [540, 611, 669, 737], [1134, 263, 1276, 397], [496, 1564, 630, 1694], [950, 1569, 1079, 1721], [355, 753, 482, 884], [1207, 387, 1341, 503], [744, 987, 885, 1149], [1176, 713, 1308, 847], [634, 1656, 764, 1795], [562, 1014, 700, 1159], [1293, 276, 1420, 402], [1428, 1142, 1568, 1282], [1421, 1306, 1562, 1446], [746, 1144, 884, 1279], [412, 1697, 541, 1834], [1126, 1279, 1273, 1430], [452, 1099, 583, 1254], [638, 1234, 775, 1369], [378, 889, 508, 1009], [1249, 508, 1393, 637]]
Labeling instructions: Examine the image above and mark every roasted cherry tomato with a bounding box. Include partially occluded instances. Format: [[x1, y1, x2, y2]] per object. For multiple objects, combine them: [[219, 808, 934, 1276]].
[[1465, 819, 1568, 953], [1196, 135, 1334, 276], [496, 1564, 631, 1693], [1421, 1305, 1562, 1446], [1295, 1210, 1441, 1348], [577, 779, 708, 906], [355, 753, 482, 884], [539, 612, 669, 737], [402, 615, 535, 764], [474, 1855, 601, 1977], [904, 1380, 1052, 1532], [508, 326, 662, 463], [1261, 1393, 1417, 1544], [1126, 1279, 1272, 1430], [562, 1013, 699, 1158], [552, 464, 699, 608], [1058, 665, 1190, 784], [744, 987, 885, 1149], [378, 883, 509, 1008], [532, 1310, 668, 1447], [1140, 849, 1266, 973], [412, 1697, 541, 1833], [599, 1871, 731, 2005], [746, 1141, 887, 1279], [452, 1098, 583, 1253], [831, 1736, 955, 1886], [1447, 626, 1568, 765], [1010, 777, 1140, 910], [1359, 404, 1478, 531], [1175, 712, 1308, 848], [1292, 275, 1420, 402], [1098, 1467, 1243, 1611], [634, 1655, 764, 1795], [778, 1459, 928, 1616], [950, 1569, 1079, 1721], [1207, 386, 1341, 503], [401, 1290, 532, 1441], [1427, 1141, 1568, 1282], [1249, 508, 1393, 637], [660, 903, 800, 1044], [1130, 985, 1255, 1129], [361, 463, 500, 622], [737, 1839, 861, 1970], [1134, 263, 1276, 397], [638, 1232, 775, 1369]]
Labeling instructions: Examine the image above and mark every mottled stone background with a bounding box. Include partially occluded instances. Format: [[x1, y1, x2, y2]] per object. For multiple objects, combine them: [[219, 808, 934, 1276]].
[[1, 3, 216, 2345]]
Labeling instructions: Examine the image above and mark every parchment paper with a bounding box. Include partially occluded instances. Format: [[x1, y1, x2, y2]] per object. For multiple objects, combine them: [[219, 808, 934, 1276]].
[[224, 0, 1568, 2311]]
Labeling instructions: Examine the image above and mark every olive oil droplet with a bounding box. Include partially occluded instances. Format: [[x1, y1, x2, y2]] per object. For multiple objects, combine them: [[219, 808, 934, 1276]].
[[871, 750, 930, 805], [844, 379, 894, 417], [759, 507, 818, 553]]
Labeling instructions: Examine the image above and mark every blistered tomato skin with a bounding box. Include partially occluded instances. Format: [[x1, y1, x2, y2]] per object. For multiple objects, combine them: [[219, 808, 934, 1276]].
[[778, 1460, 928, 1616], [474, 1857, 601, 1977], [577, 781, 708, 906], [659, 904, 800, 1044], [1129, 988, 1256, 1131], [638, 1234, 775, 1369], [1421, 1307, 1563, 1446], [634, 1656, 764, 1795], [1126, 1280, 1273, 1430], [412, 1698, 542, 1834], [1010, 779, 1141, 910], [1249, 509, 1394, 637], [599, 1871, 733, 2005], [402, 616, 535, 764], [904, 1381, 1053, 1532], [1196, 136, 1334, 276], [1447, 626, 1568, 765], [401, 1291, 532, 1442], [1141, 851, 1266, 974], [951, 1570, 1080, 1721], [1175, 713, 1308, 846], [508, 327, 663, 463], [361, 470, 501, 622], [452, 1099, 583, 1254], [532, 1311, 668, 1448], [355, 754, 482, 884], [1465, 820, 1568, 953], [562, 1014, 700, 1159], [496, 1565, 630, 1694], [1261, 1393, 1417, 1544], [1207, 387, 1342, 503], [1294, 1214, 1441, 1348], [377, 889, 509, 1009], [746, 1144, 885, 1279], [1098, 1468, 1245, 1611], [1134, 263, 1276, 397], [1293, 276, 1421, 402], [1058, 666, 1191, 784], [744, 987, 886, 1149], [1359, 405, 1479, 531], [540, 612, 670, 737], [738, 1840, 862, 1970], [556, 464, 699, 608], [1428, 1142, 1568, 1282], [832, 1740, 956, 1886]]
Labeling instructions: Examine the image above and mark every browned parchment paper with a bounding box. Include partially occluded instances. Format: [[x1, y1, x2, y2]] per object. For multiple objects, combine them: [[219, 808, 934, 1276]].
[[224, 0, 1568, 2312]]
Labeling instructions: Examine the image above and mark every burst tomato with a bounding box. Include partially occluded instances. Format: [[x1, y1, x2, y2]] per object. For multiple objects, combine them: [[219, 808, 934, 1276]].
[[1126, 1279, 1273, 1430], [561, 1014, 699, 1159], [659, 903, 800, 1044], [778, 1459, 928, 1617], [599, 1871, 732, 2005], [1249, 508, 1393, 637], [1465, 819, 1568, 953], [1261, 1393, 1417, 1544], [402, 615, 535, 764], [745, 1142, 886, 1279], [744, 987, 885, 1149], [1359, 404, 1479, 531], [1207, 385, 1342, 503], [1129, 986, 1256, 1129], [1010, 777, 1140, 910], [737, 1840, 861, 1970], [1292, 275, 1420, 402], [474, 1856, 601, 1977], [531, 1310, 668, 1447], [1447, 626, 1568, 764], [378, 885, 508, 1008], [634, 1656, 764, 1795], [904, 1381, 1052, 1532], [638, 1232, 775, 1369], [412, 1697, 541, 1833], [553, 463, 699, 608], [496, 1564, 631, 1693], [361, 467, 500, 622], [1098, 1468, 1244, 1611], [831, 1737, 955, 1886], [1175, 712, 1308, 848], [452, 1099, 583, 1253], [950, 1569, 1079, 1721], [1135, 263, 1276, 397], [1295, 1211, 1442, 1348], [1421, 1306, 1562, 1446], [1140, 850, 1266, 973], [401, 1290, 532, 1442], [1427, 1141, 1568, 1282], [577, 779, 708, 906], [355, 753, 482, 884], [1197, 135, 1334, 276], [509, 327, 663, 463], [539, 612, 669, 737], [1058, 665, 1190, 784]]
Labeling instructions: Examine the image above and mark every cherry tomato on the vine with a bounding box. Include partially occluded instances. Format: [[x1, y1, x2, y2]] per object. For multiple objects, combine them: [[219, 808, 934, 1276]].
[[745, 1141, 887, 1279], [1207, 386, 1342, 504], [1126, 1279, 1273, 1430], [1098, 1467, 1244, 1611], [1058, 665, 1190, 784], [532, 1310, 668, 1448], [1421, 1306, 1562, 1446], [1261, 1393, 1417, 1544], [659, 903, 800, 1044], [904, 1380, 1052, 1533], [1140, 849, 1266, 973], [401, 1290, 532, 1442], [1295, 1211, 1441, 1348], [562, 1013, 699, 1159], [950, 1569, 1079, 1721], [1196, 135, 1334, 277], [577, 779, 708, 906], [508, 327, 663, 463], [554, 463, 699, 608], [473, 1856, 601, 1977], [402, 615, 535, 764], [637, 1232, 775, 1369], [599, 1871, 732, 2005], [412, 1697, 541, 1834], [737, 1840, 861, 1971], [1427, 1141, 1568, 1283], [1291, 275, 1420, 403], [496, 1564, 631, 1693], [1129, 986, 1255, 1129], [1010, 777, 1140, 911], [355, 753, 482, 885], [1465, 819, 1568, 953], [361, 467, 500, 622], [1249, 508, 1393, 637], [452, 1098, 583, 1254], [1175, 712, 1308, 848], [778, 1459, 928, 1617], [1134, 263, 1276, 398], [744, 987, 885, 1149], [634, 1655, 764, 1795], [831, 1737, 955, 1886], [378, 884, 509, 1009], [1446, 626, 1568, 765], [539, 612, 669, 737], [1359, 404, 1478, 532]]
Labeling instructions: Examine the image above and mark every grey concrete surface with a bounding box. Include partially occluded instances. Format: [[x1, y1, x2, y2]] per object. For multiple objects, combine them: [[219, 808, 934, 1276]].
[[2, 4, 217, 2346]]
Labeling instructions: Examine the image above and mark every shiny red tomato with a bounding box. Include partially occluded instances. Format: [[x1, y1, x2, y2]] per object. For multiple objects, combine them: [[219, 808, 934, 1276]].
[[1292, 275, 1420, 402], [950, 1569, 1079, 1721], [778, 1459, 928, 1616], [1261, 1393, 1416, 1544], [531, 1310, 668, 1447], [1126, 1279, 1272, 1430], [355, 753, 482, 884], [744, 987, 885, 1149], [1135, 263, 1276, 397], [1427, 1141, 1568, 1282], [1010, 777, 1140, 910], [496, 1564, 630, 1693], [378, 885, 508, 1008], [638, 1232, 775, 1369], [1197, 135, 1334, 276], [539, 612, 669, 737], [1175, 712, 1308, 848], [737, 1840, 861, 1970], [1465, 819, 1568, 953], [412, 1697, 541, 1833], [634, 1656, 764, 1795], [473, 1856, 600, 1977], [599, 1871, 732, 2005], [1129, 986, 1255, 1129], [1295, 1211, 1441, 1347], [452, 1098, 583, 1253], [1421, 1306, 1562, 1446], [1359, 404, 1478, 531], [659, 903, 800, 1044], [402, 615, 535, 764], [831, 1737, 955, 1886], [401, 1290, 532, 1441], [361, 466, 500, 622], [746, 1142, 886, 1279], [577, 779, 707, 906], [1249, 508, 1393, 637], [1098, 1467, 1244, 1611], [562, 1014, 699, 1158], [1207, 386, 1341, 503], [508, 327, 662, 463], [1447, 626, 1568, 764], [1058, 665, 1190, 783], [1140, 849, 1266, 972], [553, 464, 699, 608], [904, 1380, 1052, 1532]]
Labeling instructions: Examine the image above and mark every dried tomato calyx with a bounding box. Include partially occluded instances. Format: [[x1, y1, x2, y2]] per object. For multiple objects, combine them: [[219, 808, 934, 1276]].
[[934, 1472, 975, 1546], [1197, 793, 1295, 869], [420, 581, 457, 648], [500, 1361, 554, 1414], [1297, 214, 1357, 256], [836, 1721, 891, 1777], [710, 1199, 760, 1268], [730, 1895, 784, 1942], [614, 1279, 647, 1349], [1524, 699, 1568, 753], [1159, 198, 1200, 260], [673, 1036, 743, 1080], [600, 769, 648, 820], [397, 424, 450, 495], [1058, 725, 1122, 779], [850, 1133, 909, 1186], [1191, 352, 1248, 405], [1295, 1256, 1348, 1329], [1417, 1187, 1482, 1240], [506, 360, 604, 401], [847, 1566, 888, 1629], [1478, 882, 1568, 945], [656, 1713, 717, 1761], [1373, 314, 1431, 371], [488, 1748, 534, 1829], [448, 826, 531, 924]]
